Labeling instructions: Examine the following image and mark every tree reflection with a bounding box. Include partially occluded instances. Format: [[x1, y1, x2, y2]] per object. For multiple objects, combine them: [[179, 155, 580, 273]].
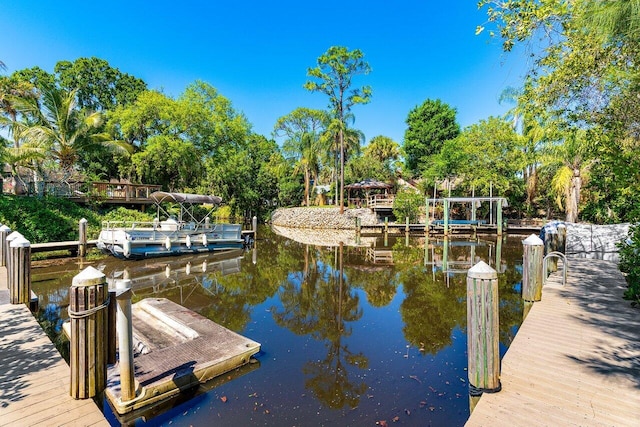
[[272, 243, 368, 409], [400, 266, 467, 354]]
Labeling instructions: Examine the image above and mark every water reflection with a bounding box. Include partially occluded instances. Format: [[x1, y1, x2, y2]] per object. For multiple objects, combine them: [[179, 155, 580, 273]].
[[31, 227, 524, 426]]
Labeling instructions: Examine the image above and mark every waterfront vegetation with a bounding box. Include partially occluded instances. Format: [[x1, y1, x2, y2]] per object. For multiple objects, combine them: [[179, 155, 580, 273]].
[[1, 1, 639, 302]]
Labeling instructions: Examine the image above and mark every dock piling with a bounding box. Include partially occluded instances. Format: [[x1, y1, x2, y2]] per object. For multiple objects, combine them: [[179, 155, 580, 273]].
[[78, 218, 88, 257], [69, 267, 109, 399], [522, 234, 544, 318], [116, 279, 136, 402], [0, 224, 11, 266], [9, 236, 31, 305], [252, 216, 257, 240], [467, 261, 500, 411]]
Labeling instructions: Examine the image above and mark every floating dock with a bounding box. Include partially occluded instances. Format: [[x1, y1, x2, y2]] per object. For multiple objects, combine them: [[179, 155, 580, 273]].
[[105, 297, 260, 415]]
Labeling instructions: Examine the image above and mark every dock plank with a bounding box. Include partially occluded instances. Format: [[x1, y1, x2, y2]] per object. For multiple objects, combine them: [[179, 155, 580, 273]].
[[466, 258, 640, 427], [0, 267, 109, 427]]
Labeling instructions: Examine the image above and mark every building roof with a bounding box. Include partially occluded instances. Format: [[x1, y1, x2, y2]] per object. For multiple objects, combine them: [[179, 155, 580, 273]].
[[345, 179, 392, 190]]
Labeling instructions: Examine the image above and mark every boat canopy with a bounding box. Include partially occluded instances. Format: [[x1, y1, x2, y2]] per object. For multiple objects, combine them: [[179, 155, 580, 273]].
[[150, 191, 222, 205]]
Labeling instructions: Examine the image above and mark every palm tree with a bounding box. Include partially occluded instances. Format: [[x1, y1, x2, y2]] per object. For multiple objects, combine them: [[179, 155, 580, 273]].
[[547, 128, 590, 223], [17, 83, 131, 178], [274, 108, 329, 206]]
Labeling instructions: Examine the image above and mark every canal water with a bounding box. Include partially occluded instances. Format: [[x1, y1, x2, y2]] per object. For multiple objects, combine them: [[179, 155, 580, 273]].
[[32, 226, 525, 426]]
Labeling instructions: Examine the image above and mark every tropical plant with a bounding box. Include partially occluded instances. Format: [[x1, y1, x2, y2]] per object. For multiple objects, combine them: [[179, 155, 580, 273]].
[[17, 83, 131, 180]]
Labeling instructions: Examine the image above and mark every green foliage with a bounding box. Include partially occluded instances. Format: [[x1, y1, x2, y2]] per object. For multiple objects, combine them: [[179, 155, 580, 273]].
[[54, 57, 147, 111], [392, 189, 423, 223], [0, 195, 101, 242], [618, 225, 640, 306], [101, 206, 154, 223], [131, 135, 201, 191], [403, 99, 460, 176]]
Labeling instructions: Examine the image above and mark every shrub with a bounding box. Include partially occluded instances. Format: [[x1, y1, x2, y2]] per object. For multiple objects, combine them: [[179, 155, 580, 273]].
[[618, 224, 640, 306], [0, 196, 101, 242], [392, 189, 423, 223]]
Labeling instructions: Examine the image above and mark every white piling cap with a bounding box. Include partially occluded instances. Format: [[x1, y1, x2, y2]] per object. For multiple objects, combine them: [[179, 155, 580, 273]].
[[72, 266, 106, 286], [0, 225, 11, 232], [10, 236, 30, 247], [468, 260, 497, 279], [79, 218, 88, 224], [7, 231, 23, 241], [522, 234, 543, 246]]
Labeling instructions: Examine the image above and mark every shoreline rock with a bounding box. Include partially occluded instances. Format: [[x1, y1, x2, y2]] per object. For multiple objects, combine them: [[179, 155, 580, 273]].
[[270, 207, 378, 230]]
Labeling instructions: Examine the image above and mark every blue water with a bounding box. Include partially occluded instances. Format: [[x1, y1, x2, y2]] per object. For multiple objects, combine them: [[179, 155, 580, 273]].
[[33, 229, 524, 426]]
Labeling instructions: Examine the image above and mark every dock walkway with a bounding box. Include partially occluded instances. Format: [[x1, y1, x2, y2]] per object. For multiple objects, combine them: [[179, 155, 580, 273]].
[[0, 267, 109, 426], [466, 257, 640, 426]]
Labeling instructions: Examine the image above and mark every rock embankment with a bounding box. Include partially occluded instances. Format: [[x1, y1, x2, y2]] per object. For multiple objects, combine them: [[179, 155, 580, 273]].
[[270, 207, 378, 229]]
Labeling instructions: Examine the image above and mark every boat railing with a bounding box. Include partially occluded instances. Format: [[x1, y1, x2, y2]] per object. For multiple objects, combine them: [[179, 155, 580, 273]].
[[102, 220, 242, 237]]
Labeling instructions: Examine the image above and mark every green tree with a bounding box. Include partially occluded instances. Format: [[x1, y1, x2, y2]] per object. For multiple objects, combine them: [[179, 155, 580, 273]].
[[392, 188, 423, 223], [54, 57, 147, 111], [305, 46, 372, 213], [479, 0, 640, 221], [403, 99, 460, 176], [17, 83, 130, 186], [424, 116, 522, 197], [131, 135, 200, 191], [274, 108, 329, 206]]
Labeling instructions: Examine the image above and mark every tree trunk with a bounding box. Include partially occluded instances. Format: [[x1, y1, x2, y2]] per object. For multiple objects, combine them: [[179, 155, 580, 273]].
[[565, 168, 581, 223], [304, 169, 310, 207], [339, 128, 345, 214]]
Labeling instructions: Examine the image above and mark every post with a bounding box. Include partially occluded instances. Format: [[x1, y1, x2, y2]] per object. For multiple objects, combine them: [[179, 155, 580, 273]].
[[443, 200, 449, 235], [467, 261, 500, 412], [442, 236, 449, 272], [69, 266, 109, 399], [425, 199, 431, 236], [116, 279, 136, 402], [384, 217, 388, 233], [405, 216, 409, 233], [252, 216, 258, 240], [496, 198, 503, 236], [5, 231, 23, 290], [78, 218, 88, 258], [9, 236, 31, 305], [0, 224, 11, 267], [107, 289, 117, 365], [544, 225, 558, 273], [557, 223, 567, 254], [522, 234, 544, 318]]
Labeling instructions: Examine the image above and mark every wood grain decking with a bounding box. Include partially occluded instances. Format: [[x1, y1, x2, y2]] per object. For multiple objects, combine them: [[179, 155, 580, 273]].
[[0, 267, 109, 427], [466, 257, 640, 426]]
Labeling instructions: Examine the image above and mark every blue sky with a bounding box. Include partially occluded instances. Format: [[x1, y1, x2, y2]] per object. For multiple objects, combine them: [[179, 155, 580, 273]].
[[2, 1, 528, 145]]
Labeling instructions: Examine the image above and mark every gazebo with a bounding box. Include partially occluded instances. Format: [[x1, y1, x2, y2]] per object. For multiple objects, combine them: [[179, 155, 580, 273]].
[[345, 179, 393, 208]]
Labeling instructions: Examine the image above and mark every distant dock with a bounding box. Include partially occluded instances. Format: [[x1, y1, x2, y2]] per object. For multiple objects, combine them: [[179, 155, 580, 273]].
[[466, 258, 640, 426]]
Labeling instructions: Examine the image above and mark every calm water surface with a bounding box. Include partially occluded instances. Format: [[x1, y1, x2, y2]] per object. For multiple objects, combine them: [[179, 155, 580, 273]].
[[32, 227, 524, 426]]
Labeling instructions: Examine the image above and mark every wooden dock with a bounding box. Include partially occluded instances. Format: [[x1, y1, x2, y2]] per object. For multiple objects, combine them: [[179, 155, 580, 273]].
[[0, 267, 109, 426], [466, 257, 640, 426]]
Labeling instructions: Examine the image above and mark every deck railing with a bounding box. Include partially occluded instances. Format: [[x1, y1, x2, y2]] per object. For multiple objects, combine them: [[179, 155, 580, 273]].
[[14, 181, 163, 201], [367, 194, 395, 209]]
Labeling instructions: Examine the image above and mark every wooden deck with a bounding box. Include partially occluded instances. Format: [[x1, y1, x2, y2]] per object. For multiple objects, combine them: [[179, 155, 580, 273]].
[[0, 267, 109, 426], [466, 257, 640, 426]]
